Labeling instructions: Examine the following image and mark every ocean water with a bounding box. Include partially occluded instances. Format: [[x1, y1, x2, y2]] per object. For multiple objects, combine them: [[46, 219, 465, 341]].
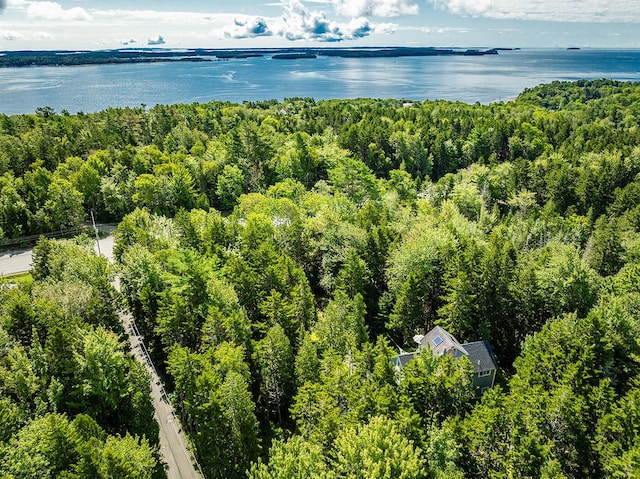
[[0, 49, 639, 115]]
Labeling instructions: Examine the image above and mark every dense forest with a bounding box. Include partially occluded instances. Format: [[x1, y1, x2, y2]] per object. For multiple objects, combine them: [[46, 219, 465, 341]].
[[2, 78, 640, 478]]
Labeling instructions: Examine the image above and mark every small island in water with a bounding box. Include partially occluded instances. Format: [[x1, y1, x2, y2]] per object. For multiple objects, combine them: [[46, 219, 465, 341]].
[[0, 46, 510, 67]]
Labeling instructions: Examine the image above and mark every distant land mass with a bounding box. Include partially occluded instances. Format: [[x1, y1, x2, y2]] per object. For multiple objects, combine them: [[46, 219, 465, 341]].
[[0, 47, 509, 67]]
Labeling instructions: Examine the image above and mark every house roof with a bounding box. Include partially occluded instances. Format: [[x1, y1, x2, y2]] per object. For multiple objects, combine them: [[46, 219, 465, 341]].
[[392, 351, 418, 369], [419, 325, 468, 357], [460, 340, 498, 374], [395, 327, 498, 378]]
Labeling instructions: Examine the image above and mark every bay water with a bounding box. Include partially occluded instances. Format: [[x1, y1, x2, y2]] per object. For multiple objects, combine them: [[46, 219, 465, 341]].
[[0, 49, 639, 115]]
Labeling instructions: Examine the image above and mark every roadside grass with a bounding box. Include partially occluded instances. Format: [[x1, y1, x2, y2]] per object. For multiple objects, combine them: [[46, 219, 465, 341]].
[[0, 271, 33, 286]]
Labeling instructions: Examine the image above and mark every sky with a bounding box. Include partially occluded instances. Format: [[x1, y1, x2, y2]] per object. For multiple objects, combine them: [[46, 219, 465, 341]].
[[0, 0, 639, 50]]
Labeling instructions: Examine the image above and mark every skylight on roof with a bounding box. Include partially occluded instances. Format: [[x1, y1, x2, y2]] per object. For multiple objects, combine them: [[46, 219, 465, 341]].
[[432, 335, 443, 346]]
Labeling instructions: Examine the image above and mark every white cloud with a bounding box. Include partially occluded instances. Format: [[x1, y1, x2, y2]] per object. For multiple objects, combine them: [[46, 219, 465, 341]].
[[428, 0, 640, 23], [332, 0, 419, 17], [0, 28, 22, 40], [275, 0, 377, 41], [92, 9, 216, 25], [27, 1, 91, 21], [369, 21, 397, 34], [92, 4, 389, 44], [33, 31, 53, 40], [147, 35, 166, 45], [343, 16, 374, 38], [279, 1, 341, 41], [3, 2, 401, 48], [224, 16, 272, 39]]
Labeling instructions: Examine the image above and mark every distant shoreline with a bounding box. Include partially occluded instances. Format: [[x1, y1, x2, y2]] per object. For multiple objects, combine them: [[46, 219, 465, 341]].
[[0, 46, 509, 67], [4, 48, 631, 116]]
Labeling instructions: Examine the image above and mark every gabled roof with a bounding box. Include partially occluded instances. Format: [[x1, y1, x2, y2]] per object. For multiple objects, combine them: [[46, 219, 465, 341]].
[[395, 327, 498, 380], [392, 351, 418, 369], [460, 340, 498, 374], [419, 325, 468, 357]]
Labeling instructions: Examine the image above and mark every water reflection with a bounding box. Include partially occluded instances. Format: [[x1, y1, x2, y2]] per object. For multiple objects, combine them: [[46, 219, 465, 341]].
[[0, 49, 639, 115]]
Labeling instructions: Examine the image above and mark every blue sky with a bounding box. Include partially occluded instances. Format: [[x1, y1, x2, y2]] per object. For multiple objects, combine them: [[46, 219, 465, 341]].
[[0, 0, 638, 50]]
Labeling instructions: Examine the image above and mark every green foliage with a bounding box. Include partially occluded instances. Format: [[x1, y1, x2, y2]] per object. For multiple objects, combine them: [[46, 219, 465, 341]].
[[166, 345, 259, 478], [156, 249, 219, 350], [294, 330, 321, 387], [32, 235, 111, 286], [331, 416, 427, 479], [43, 177, 85, 231], [386, 223, 456, 344], [398, 351, 475, 425], [586, 215, 625, 276], [313, 290, 367, 356], [0, 412, 156, 479], [328, 156, 380, 206], [216, 163, 245, 210], [0, 233, 159, 477], [6, 80, 640, 478], [98, 434, 156, 479], [254, 324, 294, 423], [597, 380, 640, 478], [249, 436, 330, 478], [0, 413, 82, 478]]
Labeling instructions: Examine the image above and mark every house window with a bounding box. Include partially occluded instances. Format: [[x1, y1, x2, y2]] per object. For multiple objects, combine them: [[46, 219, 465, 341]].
[[478, 370, 492, 377], [432, 335, 443, 347]]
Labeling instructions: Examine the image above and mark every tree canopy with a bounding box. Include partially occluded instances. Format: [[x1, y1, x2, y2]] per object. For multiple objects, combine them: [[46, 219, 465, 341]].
[[3, 79, 640, 478]]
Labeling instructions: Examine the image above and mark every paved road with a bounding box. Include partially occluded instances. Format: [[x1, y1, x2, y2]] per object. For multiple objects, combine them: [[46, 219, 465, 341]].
[[0, 228, 114, 276], [121, 310, 203, 479], [0, 249, 32, 276], [98, 234, 115, 259], [103, 238, 203, 479], [0, 231, 203, 479]]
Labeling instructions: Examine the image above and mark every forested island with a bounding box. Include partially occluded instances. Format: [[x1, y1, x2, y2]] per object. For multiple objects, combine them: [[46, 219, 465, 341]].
[[0, 46, 502, 67], [1, 79, 640, 478]]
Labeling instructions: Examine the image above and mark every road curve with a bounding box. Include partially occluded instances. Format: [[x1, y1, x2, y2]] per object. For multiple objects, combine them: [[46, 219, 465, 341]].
[[0, 232, 204, 479]]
